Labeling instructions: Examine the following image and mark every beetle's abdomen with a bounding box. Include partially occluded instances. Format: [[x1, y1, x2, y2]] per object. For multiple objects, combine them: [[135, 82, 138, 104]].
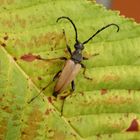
[[54, 60, 81, 96]]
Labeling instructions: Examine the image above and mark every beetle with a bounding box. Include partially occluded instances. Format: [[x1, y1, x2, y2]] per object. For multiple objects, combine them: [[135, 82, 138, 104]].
[[28, 16, 119, 104]]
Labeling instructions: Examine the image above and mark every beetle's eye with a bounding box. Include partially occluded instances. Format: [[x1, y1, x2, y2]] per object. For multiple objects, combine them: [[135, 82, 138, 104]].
[[74, 43, 79, 49], [80, 43, 84, 50]]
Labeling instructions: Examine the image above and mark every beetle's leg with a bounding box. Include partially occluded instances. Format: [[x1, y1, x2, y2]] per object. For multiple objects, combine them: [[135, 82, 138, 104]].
[[52, 70, 62, 97], [60, 81, 75, 116], [37, 56, 67, 61], [27, 81, 53, 104], [83, 57, 89, 60], [60, 94, 71, 116], [83, 53, 99, 60], [28, 70, 62, 104], [63, 29, 72, 56], [81, 63, 92, 80], [42, 70, 62, 93], [53, 70, 62, 81], [71, 80, 75, 92]]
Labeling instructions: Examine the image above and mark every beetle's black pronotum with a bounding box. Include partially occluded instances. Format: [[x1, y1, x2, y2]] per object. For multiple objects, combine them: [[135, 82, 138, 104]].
[[28, 16, 119, 105]]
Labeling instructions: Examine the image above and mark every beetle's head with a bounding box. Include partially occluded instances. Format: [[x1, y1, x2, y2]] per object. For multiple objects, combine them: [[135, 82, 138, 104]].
[[74, 42, 84, 50]]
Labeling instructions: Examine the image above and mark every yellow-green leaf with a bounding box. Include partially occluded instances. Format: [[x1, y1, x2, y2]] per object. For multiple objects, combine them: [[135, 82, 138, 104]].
[[0, 0, 140, 140]]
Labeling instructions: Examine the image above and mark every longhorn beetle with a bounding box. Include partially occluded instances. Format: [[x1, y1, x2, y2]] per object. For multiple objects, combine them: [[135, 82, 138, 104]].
[[28, 16, 119, 111]]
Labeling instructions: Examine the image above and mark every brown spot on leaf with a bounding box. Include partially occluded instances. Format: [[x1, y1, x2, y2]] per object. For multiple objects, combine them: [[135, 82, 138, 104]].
[[0, 119, 7, 140], [7, 0, 14, 4], [103, 74, 120, 82], [70, 132, 76, 138], [1, 14, 26, 28], [21, 131, 26, 135], [2, 19, 14, 28], [96, 134, 101, 138], [1, 43, 6, 47], [0, 98, 2, 102], [0, 0, 14, 5], [3, 36, 8, 40], [51, 47, 54, 51], [14, 32, 63, 49], [87, 0, 95, 3], [45, 109, 50, 115], [15, 15, 26, 28], [104, 96, 132, 105], [79, 92, 84, 96], [48, 97, 52, 104], [21, 107, 43, 140], [101, 89, 108, 95], [50, 130, 65, 140], [48, 129, 54, 133], [20, 53, 40, 62], [2, 106, 12, 113], [126, 119, 139, 131], [45, 109, 52, 115], [128, 89, 131, 94], [108, 134, 112, 138], [38, 77, 42, 80], [13, 57, 17, 61], [33, 32, 63, 47]]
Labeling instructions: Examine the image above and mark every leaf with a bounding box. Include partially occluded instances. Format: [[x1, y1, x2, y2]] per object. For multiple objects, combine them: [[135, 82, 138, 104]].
[[0, 0, 140, 140]]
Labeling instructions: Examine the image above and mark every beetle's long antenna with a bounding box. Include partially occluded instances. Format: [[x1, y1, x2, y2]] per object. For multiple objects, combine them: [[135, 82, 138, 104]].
[[83, 23, 119, 45], [27, 81, 53, 104], [56, 16, 78, 43]]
